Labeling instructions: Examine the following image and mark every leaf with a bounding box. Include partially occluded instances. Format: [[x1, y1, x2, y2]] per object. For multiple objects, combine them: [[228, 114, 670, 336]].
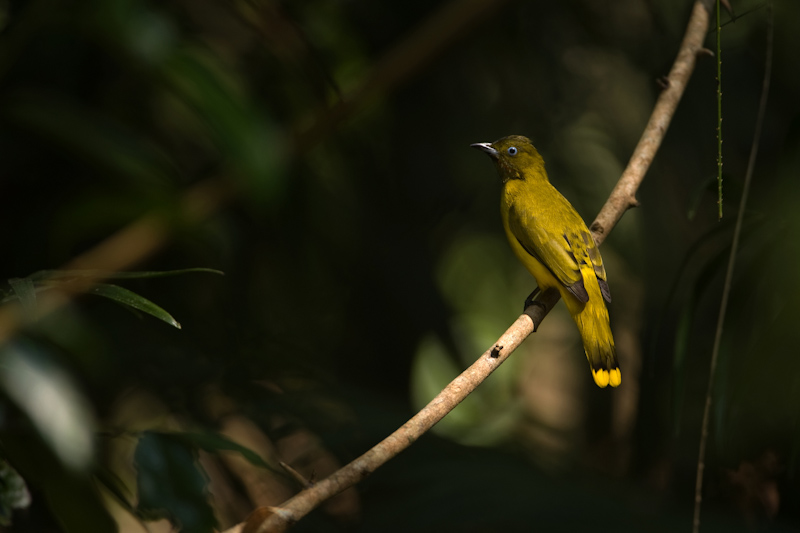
[[671, 300, 693, 437], [176, 432, 277, 473], [89, 284, 181, 329], [134, 431, 216, 533], [29, 267, 224, 282], [671, 244, 728, 436], [0, 342, 95, 471]]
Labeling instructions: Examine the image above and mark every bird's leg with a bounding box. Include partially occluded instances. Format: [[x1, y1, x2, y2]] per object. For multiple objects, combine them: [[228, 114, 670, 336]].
[[523, 286, 550, 332], [523, 286, 542, 312]]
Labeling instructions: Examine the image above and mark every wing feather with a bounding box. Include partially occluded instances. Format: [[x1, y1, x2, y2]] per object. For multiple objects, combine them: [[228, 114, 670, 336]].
[[508, 204, 611, 304], [580, 232, 612, 303]]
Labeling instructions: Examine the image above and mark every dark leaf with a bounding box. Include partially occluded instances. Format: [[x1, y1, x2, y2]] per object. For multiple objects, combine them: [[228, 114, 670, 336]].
[[134, 431, 215, 533], [89, 284, 181, 329], [29, 268, 224, 282], [176, 431, 277, 473]]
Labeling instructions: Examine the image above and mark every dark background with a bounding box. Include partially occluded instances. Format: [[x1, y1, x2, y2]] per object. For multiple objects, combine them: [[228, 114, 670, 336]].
[[1, 0, 799, 531]]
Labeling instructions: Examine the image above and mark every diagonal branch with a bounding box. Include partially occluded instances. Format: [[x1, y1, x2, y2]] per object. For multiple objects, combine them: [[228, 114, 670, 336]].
[[238, 2, 714, 532]]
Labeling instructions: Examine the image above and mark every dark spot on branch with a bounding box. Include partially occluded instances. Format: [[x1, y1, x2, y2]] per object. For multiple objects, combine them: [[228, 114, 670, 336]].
[[657, 76, 671, 90], [590, 221, 605, 235], [490, 345, 503, 358], [523, 299, 549, 331]]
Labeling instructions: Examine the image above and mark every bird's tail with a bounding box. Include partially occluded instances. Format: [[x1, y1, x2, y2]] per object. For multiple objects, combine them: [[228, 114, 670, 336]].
[[574, 300, 621, 388]]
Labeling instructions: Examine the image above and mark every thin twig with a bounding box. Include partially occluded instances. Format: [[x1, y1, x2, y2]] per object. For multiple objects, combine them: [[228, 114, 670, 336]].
[[241, 3, 713, 532], [279, 462, 313, 489], [692, 3, 773, 532], [716, 0, 724, 219]]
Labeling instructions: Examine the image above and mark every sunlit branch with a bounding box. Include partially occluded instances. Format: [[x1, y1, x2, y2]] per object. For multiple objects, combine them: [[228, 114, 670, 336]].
[[239, 2, 714, 532]]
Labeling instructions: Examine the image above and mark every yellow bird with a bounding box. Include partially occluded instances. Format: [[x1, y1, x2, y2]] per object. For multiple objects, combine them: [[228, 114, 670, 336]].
[[472, 135, 621, 388]]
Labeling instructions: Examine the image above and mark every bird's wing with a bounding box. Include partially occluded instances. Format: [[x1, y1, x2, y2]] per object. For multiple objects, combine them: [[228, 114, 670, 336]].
[[578, 228, 612, 303], [508, 206, 611, 303]]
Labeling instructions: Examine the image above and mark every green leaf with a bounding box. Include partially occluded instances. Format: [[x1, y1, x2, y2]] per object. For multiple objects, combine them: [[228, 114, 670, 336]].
[[671, 300, 694, 437], [89, 284, 181, 329], [134, 431, 215, 533], [29, 268, 224, 282], [176, 431, 277, 473]]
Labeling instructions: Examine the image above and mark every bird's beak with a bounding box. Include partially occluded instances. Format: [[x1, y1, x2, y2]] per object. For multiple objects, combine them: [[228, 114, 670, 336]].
[[470, 142, 498, 159]]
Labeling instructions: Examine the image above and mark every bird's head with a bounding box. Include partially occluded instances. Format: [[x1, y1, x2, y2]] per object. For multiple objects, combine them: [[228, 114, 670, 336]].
[[471, 135, 546, 183]]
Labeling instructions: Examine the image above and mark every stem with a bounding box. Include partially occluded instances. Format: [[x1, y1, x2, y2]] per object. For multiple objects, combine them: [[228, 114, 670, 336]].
[[692, 3, 773, 532], [716, 0, 724, 220]]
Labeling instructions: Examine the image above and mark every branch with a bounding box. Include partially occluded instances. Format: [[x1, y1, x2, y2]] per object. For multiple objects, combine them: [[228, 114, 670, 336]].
[[236, 289, 558, 533], [241, 2, 713, 532]]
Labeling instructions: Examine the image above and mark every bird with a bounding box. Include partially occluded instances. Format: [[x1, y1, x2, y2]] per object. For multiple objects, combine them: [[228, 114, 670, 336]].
[[472, 135, 620, 388]]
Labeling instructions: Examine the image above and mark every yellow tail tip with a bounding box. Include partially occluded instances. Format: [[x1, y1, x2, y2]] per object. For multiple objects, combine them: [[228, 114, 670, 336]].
[[592, 368, 622, 388]]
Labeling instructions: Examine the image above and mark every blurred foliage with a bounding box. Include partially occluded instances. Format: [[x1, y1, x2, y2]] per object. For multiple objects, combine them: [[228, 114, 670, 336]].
[[0, 460, 30, 526], [3, 269, 224, 330], [0, 0, 799, 531]]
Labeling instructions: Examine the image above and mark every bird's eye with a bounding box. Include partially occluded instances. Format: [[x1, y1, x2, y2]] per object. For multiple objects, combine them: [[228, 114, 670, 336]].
[[507, 147, 518, 156]]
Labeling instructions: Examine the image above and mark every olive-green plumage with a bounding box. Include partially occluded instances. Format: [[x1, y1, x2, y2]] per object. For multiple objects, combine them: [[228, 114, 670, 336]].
[[472, 135, 621, 388]]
